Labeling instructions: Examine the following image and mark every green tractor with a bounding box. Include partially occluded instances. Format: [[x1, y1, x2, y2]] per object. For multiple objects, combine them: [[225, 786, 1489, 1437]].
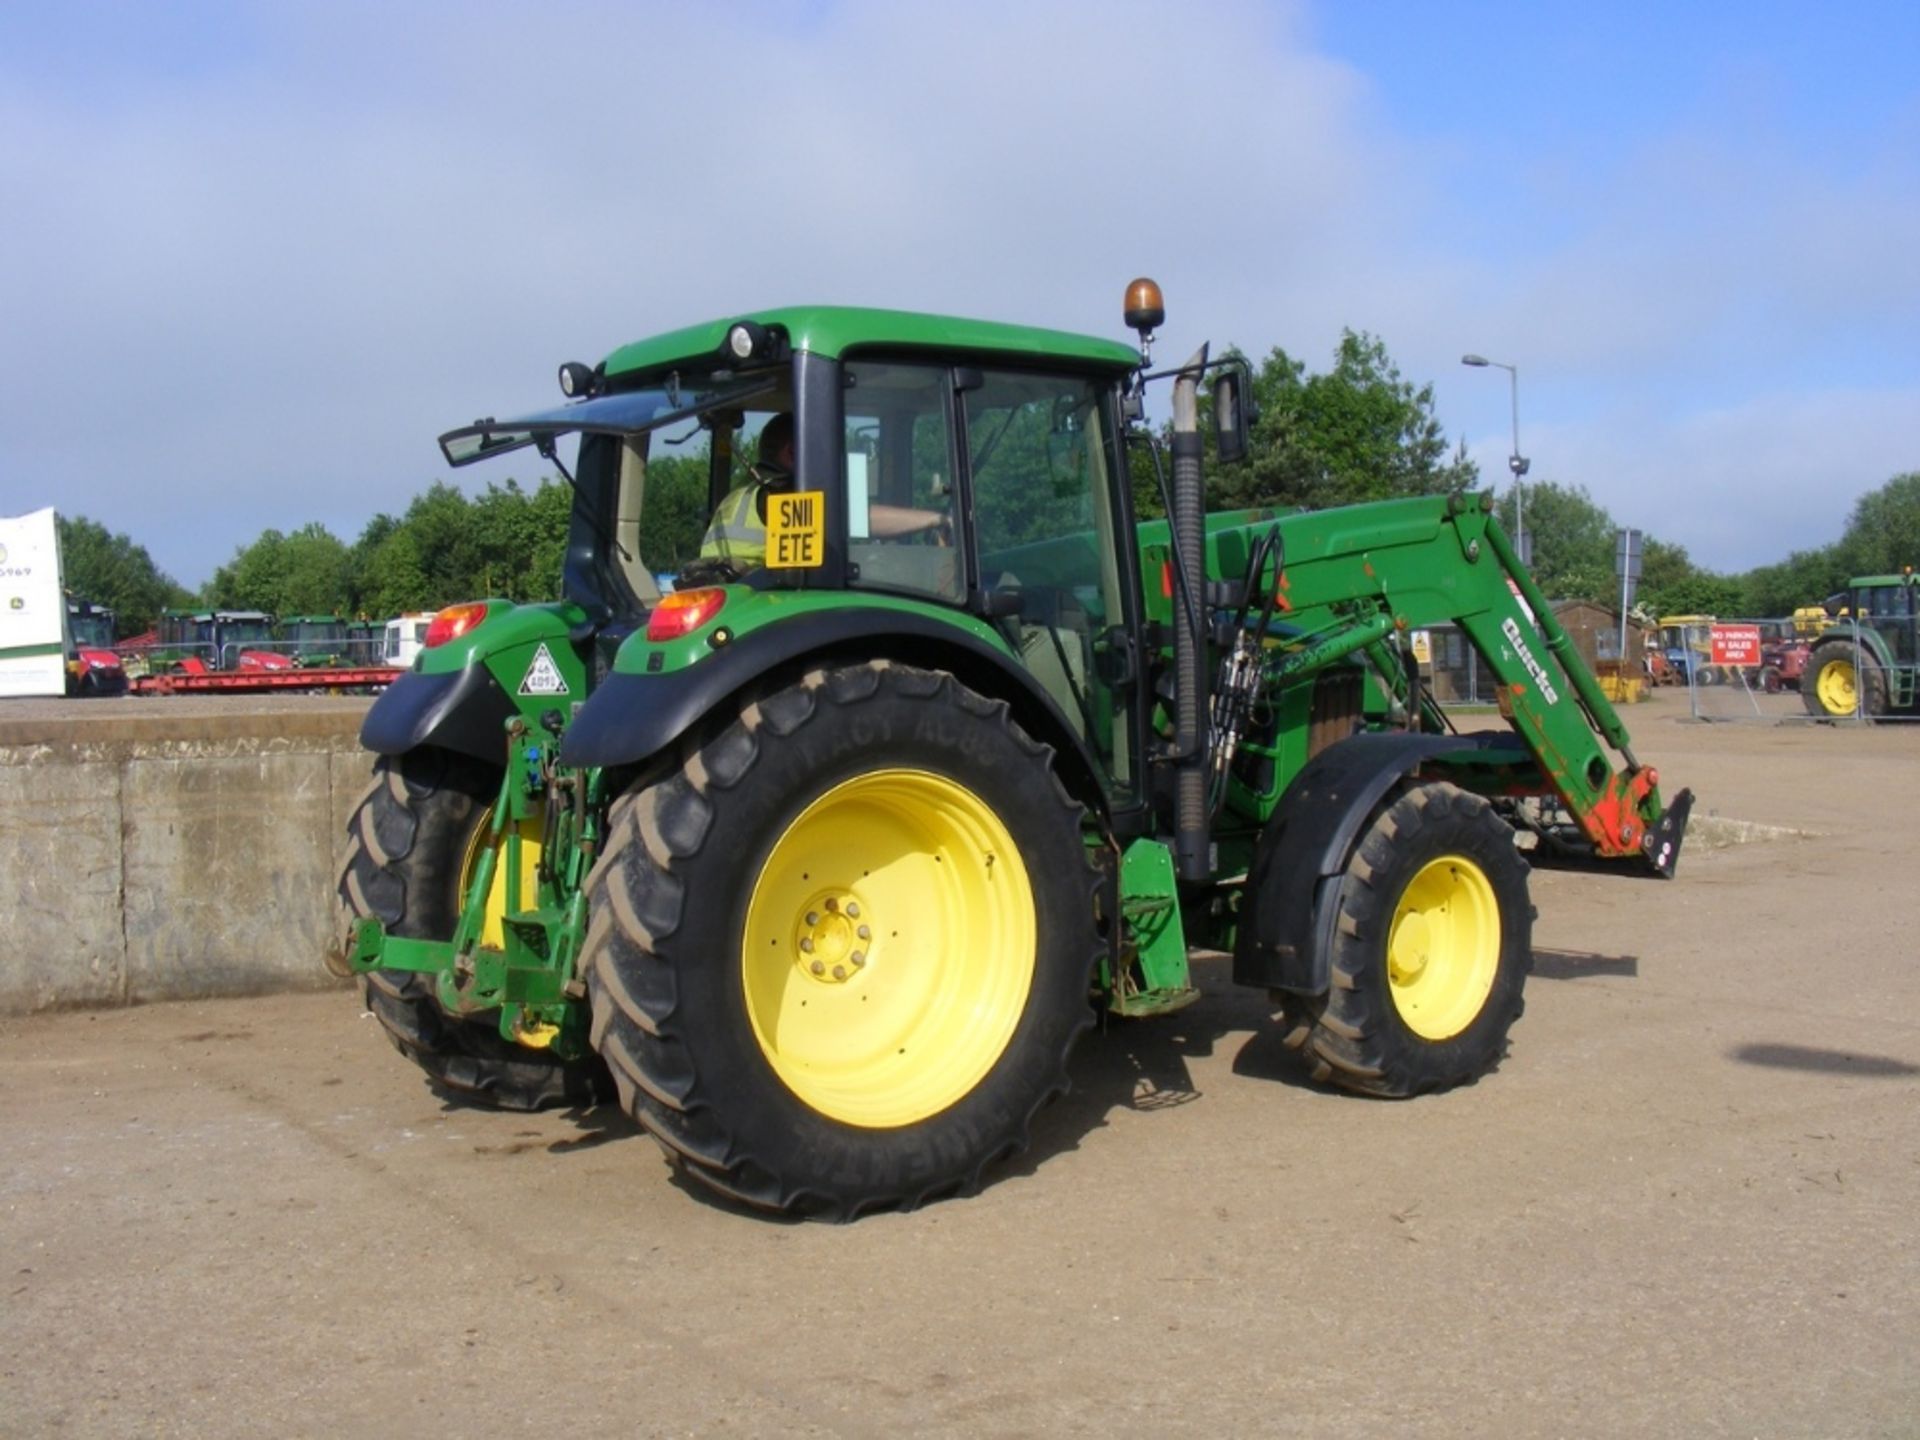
[[336, 283, 1692, 1217], [280, 613, 351, 667], [1802, 569, 1919, 718]]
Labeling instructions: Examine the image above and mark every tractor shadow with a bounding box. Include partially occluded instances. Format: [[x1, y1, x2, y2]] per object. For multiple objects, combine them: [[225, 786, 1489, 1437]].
[[1531, 946, 1639, 980], [1011, 943, 1644, 1183], [1005, 953, 1324, 1184], [1730, 1042, 1920, 1078]]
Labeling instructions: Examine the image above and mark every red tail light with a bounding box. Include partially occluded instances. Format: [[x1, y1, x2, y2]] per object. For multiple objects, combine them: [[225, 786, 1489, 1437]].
[[646, 588, 728, 642], [424, 603, 490, 648]]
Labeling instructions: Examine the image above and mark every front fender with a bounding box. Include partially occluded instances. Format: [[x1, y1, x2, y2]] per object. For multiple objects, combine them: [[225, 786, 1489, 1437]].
[[1233, 731, 1521, 995]]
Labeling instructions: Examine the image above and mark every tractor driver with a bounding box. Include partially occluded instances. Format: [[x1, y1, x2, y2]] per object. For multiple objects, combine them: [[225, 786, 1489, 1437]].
[[693, 412, 948, 580], [696, 413, 797, 574]]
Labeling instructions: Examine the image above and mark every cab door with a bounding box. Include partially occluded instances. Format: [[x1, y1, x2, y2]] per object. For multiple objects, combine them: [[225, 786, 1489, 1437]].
[[958, 368, 1143, 807]]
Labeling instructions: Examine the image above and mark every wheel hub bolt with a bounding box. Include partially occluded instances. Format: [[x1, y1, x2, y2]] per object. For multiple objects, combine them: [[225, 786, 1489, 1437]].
[[800, 937, 814, 953], [845, 901, 860, 918], [810, 960, 826, 976], [825, 898, 838, 912], [857, 925, 870, 940], [851, 950, 866, 967], [805, 911, 819, 926], [832, 964, 846, 980]]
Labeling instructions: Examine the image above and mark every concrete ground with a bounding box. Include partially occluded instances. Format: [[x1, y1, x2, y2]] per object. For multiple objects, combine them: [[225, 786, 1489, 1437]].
[[3, 691, 1915, 1438]]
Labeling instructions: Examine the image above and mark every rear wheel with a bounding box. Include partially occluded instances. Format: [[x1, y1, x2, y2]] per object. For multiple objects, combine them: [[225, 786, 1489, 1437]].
[[583, 661, 1101, 1217], [334, 748, 608, 1111], [1802, 640, 1886, 718], [1282, 782, 1531, 1097]]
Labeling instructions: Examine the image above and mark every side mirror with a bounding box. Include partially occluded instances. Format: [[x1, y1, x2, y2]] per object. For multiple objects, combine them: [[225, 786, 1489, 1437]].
[[979, 587, 1024, 620], [1212, 370, 1251, 465]]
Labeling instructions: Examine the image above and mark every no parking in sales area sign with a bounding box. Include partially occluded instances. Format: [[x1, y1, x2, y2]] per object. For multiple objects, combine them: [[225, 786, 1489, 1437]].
[[1710, 623, 1763, 667]]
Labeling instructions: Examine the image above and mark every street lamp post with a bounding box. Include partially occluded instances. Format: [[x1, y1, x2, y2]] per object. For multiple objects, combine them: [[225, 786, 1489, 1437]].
[[1461, 354, 1531, 565]]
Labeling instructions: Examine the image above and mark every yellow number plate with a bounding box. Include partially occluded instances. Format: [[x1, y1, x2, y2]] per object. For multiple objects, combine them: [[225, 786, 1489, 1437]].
[[766, 490, 825, 569]]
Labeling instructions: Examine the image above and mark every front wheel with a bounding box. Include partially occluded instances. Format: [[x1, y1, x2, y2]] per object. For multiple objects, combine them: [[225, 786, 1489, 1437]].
[[583, 661, 1101, 1218], [1281, 782, 1532, 1098]]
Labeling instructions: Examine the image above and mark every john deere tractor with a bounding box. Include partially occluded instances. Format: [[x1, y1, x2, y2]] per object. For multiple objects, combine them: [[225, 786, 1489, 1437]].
[[335, 282, 1691, 1217], [1802, 569, 1919, 718]]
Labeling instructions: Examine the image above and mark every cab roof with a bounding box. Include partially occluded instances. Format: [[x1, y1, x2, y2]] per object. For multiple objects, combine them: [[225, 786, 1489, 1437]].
[[602, 305, 1142, 379]]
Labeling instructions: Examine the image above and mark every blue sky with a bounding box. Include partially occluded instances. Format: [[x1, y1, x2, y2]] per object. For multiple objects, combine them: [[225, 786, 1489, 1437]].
[[2, 1, 1915, 587]]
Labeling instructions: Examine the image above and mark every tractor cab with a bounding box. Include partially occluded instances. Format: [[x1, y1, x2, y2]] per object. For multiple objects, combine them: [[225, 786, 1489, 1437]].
[[281, 614, 349, 666], [437, 310, 1163, 811]]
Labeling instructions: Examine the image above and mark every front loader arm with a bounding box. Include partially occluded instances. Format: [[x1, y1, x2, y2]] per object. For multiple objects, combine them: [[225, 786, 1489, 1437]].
[[1229, 491, 1690, 876]]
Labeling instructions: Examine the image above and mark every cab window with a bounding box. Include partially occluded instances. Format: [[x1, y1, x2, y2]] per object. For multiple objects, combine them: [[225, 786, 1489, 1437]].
[[841, 361, 962, 603]]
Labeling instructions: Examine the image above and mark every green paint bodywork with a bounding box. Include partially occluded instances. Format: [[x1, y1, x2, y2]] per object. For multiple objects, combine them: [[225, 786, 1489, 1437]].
[[603, 306, 1141, 381], [415, 599, 594, 722], [1833, 573, 1919, 711], [614, 586, 1016, 676], [351, 305, 1686, 1055], [1104, 839, 1200, 1017]]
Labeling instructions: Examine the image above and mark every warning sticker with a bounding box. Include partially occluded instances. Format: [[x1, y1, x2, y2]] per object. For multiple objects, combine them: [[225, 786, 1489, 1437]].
[[519, 642, 569, 696], [766, 490, 825, 569]]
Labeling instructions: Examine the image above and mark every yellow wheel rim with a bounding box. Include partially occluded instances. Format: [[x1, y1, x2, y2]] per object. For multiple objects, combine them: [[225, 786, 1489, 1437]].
[[742, 769, 1036, 1129], [458, 810, 544, 951], [1387, 855, 1500, 1041], [1815, 657, 1857, 714]]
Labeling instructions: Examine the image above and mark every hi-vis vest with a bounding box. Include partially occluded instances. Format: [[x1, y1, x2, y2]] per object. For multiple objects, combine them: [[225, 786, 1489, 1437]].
[[699, 483, 767, 566]]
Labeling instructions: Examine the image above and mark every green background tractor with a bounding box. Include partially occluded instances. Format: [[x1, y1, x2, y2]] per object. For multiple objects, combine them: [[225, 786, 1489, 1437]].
[[1802, 570, 1919, 718], [334, 284, 1690, 1217]]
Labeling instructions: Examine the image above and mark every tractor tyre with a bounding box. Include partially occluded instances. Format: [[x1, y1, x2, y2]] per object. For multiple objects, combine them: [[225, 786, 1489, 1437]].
[[583, 660, 1101, 1218], [1758, 665, 1784, 694], [335, 748, 608, 1111], [1802, 641, 1886, 718], [1280, 782, 1531, 1098]]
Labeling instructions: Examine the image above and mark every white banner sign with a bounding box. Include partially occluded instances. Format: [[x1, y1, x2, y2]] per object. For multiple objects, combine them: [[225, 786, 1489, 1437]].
[[0, 507, 68, 697]]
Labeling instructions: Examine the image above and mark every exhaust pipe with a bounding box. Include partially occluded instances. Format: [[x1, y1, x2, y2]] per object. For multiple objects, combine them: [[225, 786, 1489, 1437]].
[[1171, 344, 1211, 883]]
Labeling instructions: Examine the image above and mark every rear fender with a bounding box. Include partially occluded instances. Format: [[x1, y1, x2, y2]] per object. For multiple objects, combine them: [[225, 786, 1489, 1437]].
[[362, 603, 589, 765], [361, 666, 521, 765], [560, 609, 1105, 810], [1233, 731, 1523, 995]]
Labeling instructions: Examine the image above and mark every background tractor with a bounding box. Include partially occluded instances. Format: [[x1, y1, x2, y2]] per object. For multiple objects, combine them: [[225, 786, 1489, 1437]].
[[152, 608, 292, 674], [334, 284, 1691, 1218], [64, 596, 127, 696], [1802, 569, 1919, 718]]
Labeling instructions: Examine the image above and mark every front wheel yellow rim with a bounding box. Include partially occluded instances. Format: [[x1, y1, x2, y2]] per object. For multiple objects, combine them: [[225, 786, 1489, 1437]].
[[1387, 855, 1500, 1041], [742, 769, 1036, 1129], [1815, 657, 1857, 714]]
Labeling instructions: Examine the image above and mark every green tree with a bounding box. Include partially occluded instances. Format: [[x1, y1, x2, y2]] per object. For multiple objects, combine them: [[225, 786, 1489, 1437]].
[[1211, 331, 1479, 513], [1836, 471, 1920, 576], [638, 453, 713, 572], [1497, 481, 1616, 603], [55, 514, 190, 634], [206, 522, 351, 615], [1736, 544, 1848, 617]]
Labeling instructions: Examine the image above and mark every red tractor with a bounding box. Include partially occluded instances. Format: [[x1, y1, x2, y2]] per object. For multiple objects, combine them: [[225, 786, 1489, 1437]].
[[64, 597, 128, 696], [1755, 618, 1810, 693]]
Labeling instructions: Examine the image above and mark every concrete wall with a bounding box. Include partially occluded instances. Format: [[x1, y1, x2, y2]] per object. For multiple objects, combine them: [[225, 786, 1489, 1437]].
[[0, 698, 375, 1012]]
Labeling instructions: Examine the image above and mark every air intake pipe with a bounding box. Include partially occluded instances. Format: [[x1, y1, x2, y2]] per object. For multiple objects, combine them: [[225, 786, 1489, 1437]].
[[1170, 344, 1211, 883]]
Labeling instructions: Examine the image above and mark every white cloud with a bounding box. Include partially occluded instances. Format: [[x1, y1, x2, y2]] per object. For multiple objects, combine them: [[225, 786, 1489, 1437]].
[[1, 0, 1914, 585]]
